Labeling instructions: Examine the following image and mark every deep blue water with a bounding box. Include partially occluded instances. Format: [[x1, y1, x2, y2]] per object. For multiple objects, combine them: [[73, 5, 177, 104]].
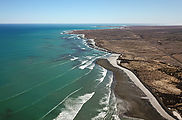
[[0, 24, 121, 120]]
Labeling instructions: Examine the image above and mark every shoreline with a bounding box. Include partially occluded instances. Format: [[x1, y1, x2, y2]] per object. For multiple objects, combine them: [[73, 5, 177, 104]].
[[96, 57, 166, 119], [68, 27, 181, 119], [107, 54, 176, 120]]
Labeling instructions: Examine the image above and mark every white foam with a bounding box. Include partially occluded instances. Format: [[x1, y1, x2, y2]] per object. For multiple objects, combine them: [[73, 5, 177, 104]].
[[80, 60, 88, 65], [85, 56, 95, 59], [96, 67, 107, 84], [70, 34, 85, 40], [54, 92, 95, 120], [79, 56, 100, 70], [87, 63, 95, 70], [108, 54, 176, 120], [70, 63, 82, 70], [77, 44, 86, 50], [89, 39, 96, 47], [82, 39, 89, 48], [112, 115, 120, 120], [92, 73, 121, 120], [92, 75, 109, 120], [62, 30, 72, 34], [99, 74, 114, 105], [97, 74, 112, 112], [68, 35, 77, 39], [70, 56, 78, 61], [76, 35, 81, 39], [40, 88, 81, 119], [99, 94, 110, 107], [80, 47, 85, 50], [111, 92, 121, 120], [79, 60, 92, 69], [106, 73, 113, 88], [79, 56, 96, 70], [91, 111, 106, 120], [98, 74, 113, 112], [77, 34, 85, 39], [92, 91, 110, 120]]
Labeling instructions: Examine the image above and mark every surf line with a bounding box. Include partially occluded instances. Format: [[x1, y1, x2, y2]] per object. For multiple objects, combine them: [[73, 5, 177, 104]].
[[13, 69, 93, 114], [39, 88, 82, 120], [54, 92, 95, 120], [39, 69, 93, 119], [108, 54, 176, 120]]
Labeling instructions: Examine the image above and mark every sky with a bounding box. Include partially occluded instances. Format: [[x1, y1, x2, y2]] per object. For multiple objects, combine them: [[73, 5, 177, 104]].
[[0, 0, 182, 24]]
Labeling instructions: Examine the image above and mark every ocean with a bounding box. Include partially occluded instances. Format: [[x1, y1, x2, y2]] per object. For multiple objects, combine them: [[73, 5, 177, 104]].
[[0, 24, 121, 120]]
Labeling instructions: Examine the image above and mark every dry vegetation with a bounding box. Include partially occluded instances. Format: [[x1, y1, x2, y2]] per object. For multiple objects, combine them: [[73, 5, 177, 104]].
[[71, 26, 182, 116]]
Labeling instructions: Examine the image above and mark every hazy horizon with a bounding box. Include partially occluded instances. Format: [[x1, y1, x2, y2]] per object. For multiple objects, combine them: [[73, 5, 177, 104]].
[[0, 0, 182, 25]]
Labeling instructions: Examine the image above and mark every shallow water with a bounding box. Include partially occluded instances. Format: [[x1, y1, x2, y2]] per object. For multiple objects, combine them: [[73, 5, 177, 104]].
[[0, 24, 122, 120]]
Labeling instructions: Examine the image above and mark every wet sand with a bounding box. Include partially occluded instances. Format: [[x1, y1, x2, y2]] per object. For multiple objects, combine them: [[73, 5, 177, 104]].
[[96, 58, 166, 120], [71, 26, 182, 119], [70, 26, 182, 119]]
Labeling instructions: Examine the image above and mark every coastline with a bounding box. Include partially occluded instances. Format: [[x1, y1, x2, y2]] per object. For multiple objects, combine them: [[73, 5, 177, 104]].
[[96, 58, 166, 120], [68, 26, 182, 120], [107, 54, 176, 120]]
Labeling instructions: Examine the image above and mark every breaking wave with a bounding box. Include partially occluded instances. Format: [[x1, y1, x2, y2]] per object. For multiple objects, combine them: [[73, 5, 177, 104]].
[[70, 56, 78, 61], [79, 56, 99, 70], [40, 88, 82, 119], [53, 92, 95, 120], [96, 67, 107, 84]]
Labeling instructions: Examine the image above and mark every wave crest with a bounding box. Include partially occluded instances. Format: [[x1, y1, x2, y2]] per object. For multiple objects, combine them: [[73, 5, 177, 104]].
[[54, 92, 95, 120]]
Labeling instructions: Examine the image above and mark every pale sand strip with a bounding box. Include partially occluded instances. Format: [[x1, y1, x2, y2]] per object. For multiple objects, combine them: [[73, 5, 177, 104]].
[[107, 54, 176, 120], [71, 31, 181, 120]]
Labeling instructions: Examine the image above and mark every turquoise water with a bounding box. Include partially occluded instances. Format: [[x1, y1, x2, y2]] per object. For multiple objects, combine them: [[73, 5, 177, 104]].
[[0, 24, 119, 120]]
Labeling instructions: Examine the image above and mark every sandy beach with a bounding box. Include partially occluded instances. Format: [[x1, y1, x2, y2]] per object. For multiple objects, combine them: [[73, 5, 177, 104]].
[[96, 58, 166, 119], [70, 26, 182, 119], [109, 54, 176, 120]]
